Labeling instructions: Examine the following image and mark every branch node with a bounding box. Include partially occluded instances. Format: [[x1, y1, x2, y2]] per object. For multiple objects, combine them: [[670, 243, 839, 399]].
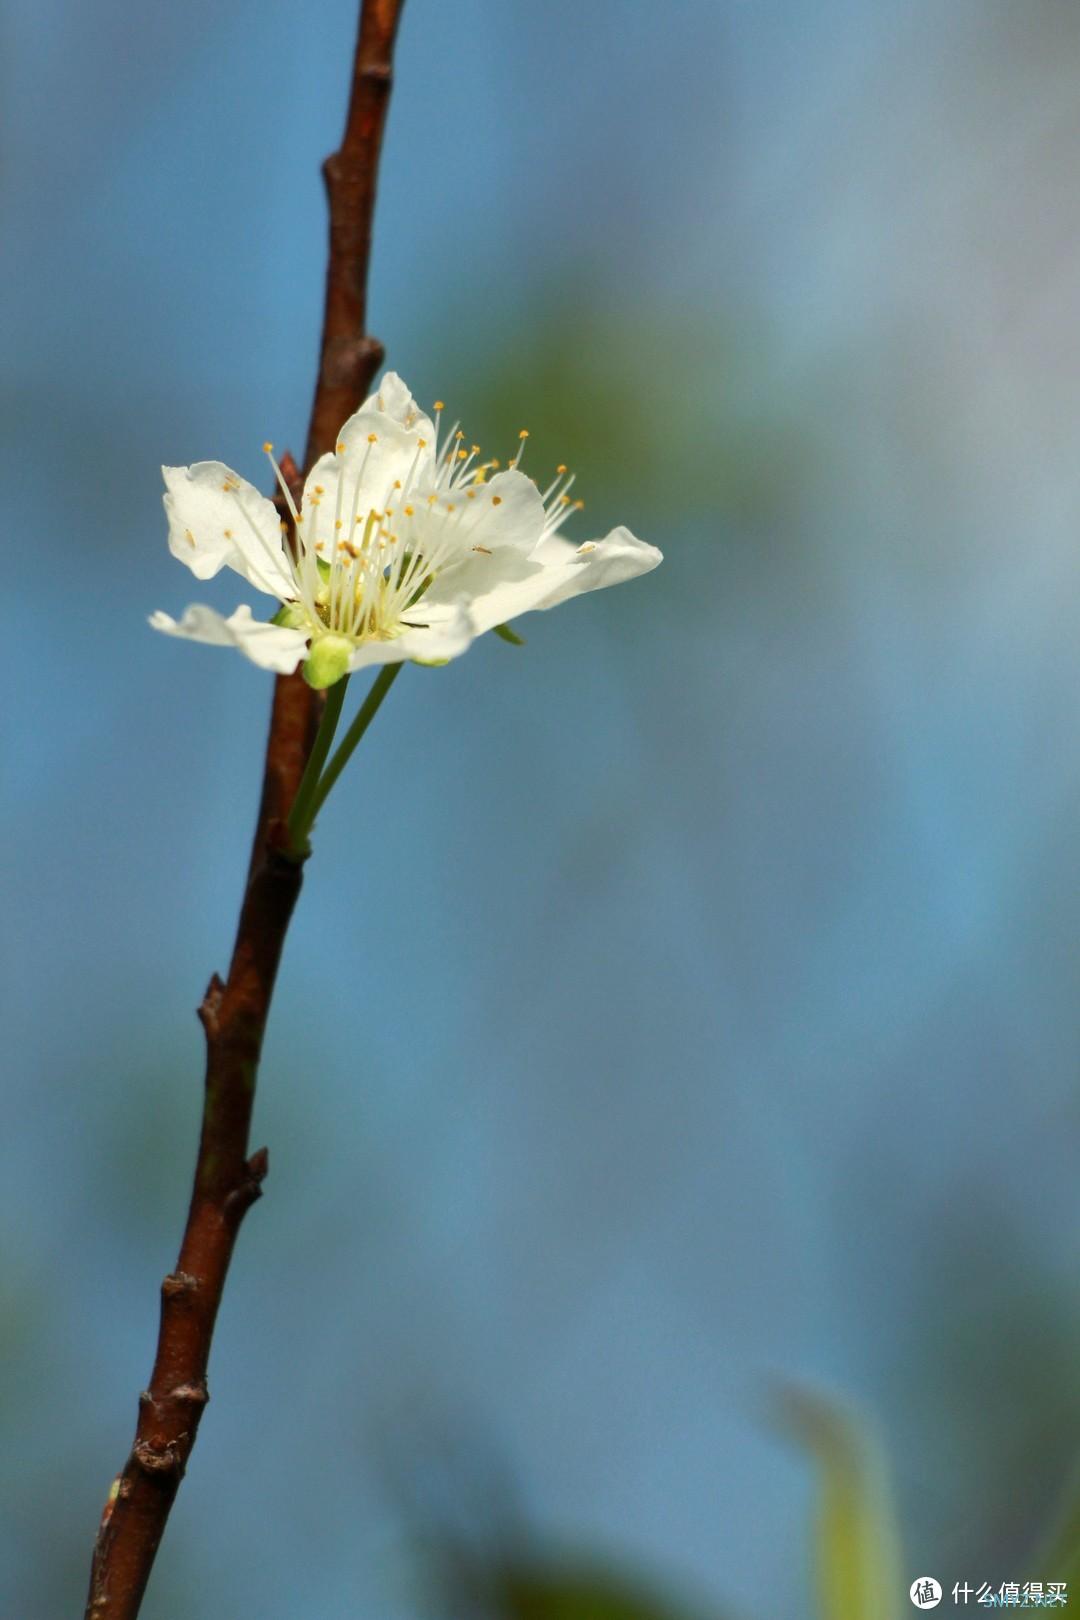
[[321, 333, 384, 390], [170, 1381, 209, 1408], [267, 817, 309, 866], [133, 1439, 182, 1478], [160, 1270, 199, 1302]]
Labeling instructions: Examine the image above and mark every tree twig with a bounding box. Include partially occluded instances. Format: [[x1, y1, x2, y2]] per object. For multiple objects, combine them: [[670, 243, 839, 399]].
[[84, 3, 406, 1613]]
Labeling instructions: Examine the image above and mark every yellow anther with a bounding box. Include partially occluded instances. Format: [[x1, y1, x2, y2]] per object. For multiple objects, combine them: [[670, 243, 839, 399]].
[[518, 429, 529, 440], [336, 441, 345, 453], [394, 478, 402, 488], [447, 503, 456, 512], [404, 505, 414, 516], [492, 495, 503, 506], [491, 458, 502, 468], [367, 432, 378, 443], [335, 519, 343, 529], [556, 463, 568, 474], [573, 499, 584, 509], [184, 528, 196, 547], [466, 489, 476, 499], [315, 485, 325, 494], [457, 448, 468, 460], [223, 528, 233, 538], [418, 437, 427, 448], [455, 429, 464, 439], [472, 444, 481, 454], [433, 400, 445, 411], [262, 441, 274, 454]]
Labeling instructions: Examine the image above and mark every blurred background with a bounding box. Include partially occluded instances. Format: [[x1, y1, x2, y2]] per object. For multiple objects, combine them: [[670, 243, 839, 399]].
[[5, 0, 1080, 1613]]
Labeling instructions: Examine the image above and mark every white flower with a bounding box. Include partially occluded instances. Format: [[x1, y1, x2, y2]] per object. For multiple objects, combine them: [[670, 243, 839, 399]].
[[151, 373, 662, 687]]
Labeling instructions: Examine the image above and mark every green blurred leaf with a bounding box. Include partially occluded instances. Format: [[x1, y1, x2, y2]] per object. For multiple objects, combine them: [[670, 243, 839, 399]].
[[1031, 1460, 1080, 1589], [493, 623, 526, 646], [487, 1558, 720, 1620], [778, 1387, 903, 1620]]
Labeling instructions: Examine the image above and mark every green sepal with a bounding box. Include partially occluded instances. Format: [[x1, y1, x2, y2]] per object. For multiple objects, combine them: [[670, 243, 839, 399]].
[[271, 601, 307, 629], [316, 556, 332, 582], [411, 656, 451, 668], [303, 633, 354, 690], [493, 622, 525, 646]]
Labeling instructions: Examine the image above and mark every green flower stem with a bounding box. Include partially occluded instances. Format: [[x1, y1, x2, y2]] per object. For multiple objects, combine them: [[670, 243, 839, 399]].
[[288, 662, 402, 852], [285, 675, 349, 854]]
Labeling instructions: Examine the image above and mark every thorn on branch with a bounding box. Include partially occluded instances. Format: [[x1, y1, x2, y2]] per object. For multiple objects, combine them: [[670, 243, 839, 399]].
[[197, 974, 225, 1037], [277, 451, 302, 507], [225, 1146, 269, 1220]]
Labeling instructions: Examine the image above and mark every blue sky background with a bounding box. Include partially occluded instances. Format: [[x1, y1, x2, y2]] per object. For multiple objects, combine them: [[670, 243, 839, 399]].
[[6, 1, 1080, 1615]]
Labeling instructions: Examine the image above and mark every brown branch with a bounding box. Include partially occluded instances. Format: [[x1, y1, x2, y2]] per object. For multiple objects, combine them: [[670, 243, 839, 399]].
[[83, 3, 407, 1615]]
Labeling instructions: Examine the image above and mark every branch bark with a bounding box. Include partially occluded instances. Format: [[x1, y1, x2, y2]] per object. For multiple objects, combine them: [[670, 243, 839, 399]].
[[84, 4, 406, 1614]]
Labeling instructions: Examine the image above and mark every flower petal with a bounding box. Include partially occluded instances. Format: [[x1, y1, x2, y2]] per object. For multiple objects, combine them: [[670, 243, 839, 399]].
[[461, 525, 662, 634], [163, 463, 295, 599], [344, 602, 476, 671], [149, 603, 309, 673], [302, 374, 437, 530], [364, 371, 434, 431], [411, 469, 547, 594]]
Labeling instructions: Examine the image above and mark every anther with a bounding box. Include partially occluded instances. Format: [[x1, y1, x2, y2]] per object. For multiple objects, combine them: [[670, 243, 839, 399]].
[[262, 442, 274, 453], [367, 433, 378, 443], [492, 495, 503, 506]]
